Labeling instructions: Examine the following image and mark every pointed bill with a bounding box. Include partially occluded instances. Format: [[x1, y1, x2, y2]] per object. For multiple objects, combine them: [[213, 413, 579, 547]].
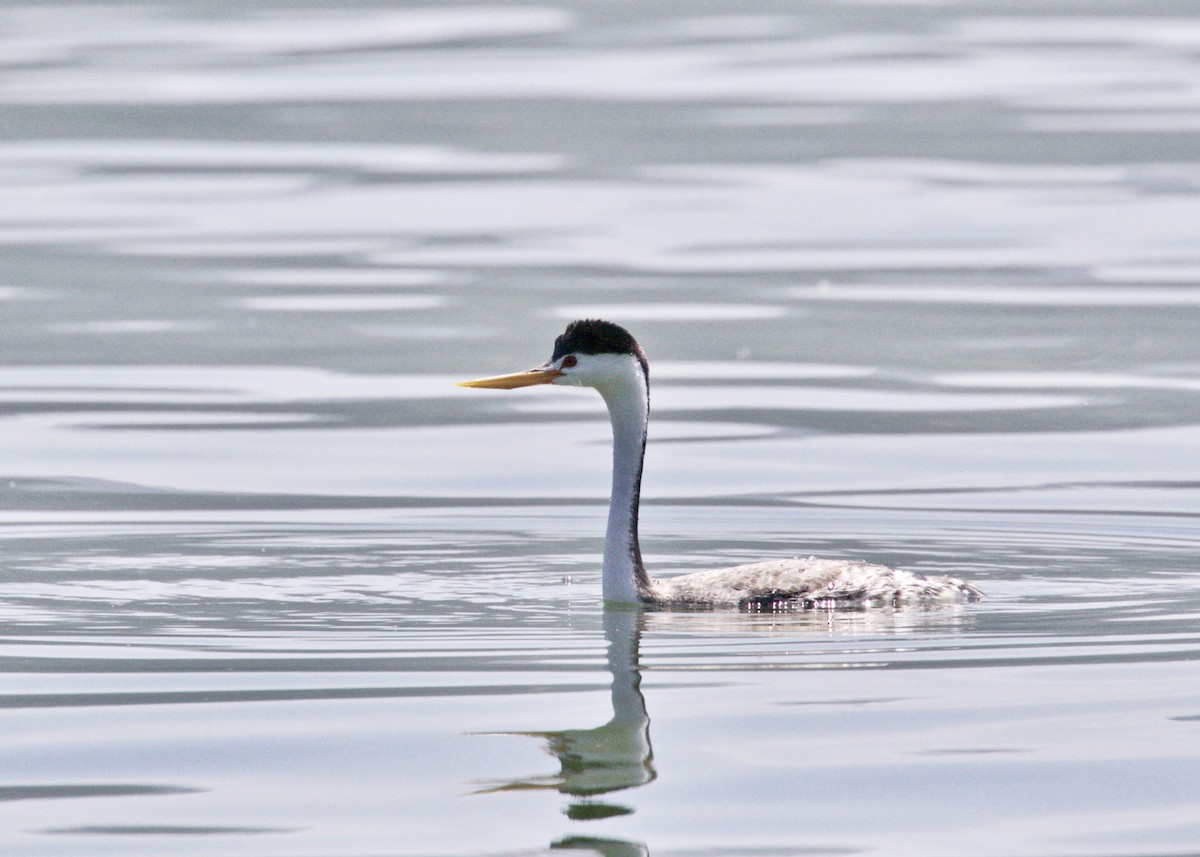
[[457, 365, 562, 389]]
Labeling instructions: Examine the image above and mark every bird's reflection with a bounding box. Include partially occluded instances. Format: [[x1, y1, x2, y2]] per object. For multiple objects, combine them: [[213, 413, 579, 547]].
[[475, 603, 976, 857], [474, 608, 654, 820], [550, 835, 648, 857]]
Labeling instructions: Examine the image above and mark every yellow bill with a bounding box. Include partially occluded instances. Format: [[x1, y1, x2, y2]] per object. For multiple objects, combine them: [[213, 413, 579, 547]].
[[457, 365, 562, 389]]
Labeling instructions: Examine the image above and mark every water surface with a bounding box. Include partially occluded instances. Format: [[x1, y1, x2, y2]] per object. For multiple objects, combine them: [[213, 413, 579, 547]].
[[2, 2, 1200, 855]]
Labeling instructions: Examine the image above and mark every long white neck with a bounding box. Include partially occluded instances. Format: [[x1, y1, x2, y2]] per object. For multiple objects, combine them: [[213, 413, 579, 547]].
[[593, 357, 651, 604]]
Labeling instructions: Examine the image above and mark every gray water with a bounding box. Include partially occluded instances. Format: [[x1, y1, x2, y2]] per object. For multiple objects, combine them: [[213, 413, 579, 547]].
[[3, 2, 1200, 855]]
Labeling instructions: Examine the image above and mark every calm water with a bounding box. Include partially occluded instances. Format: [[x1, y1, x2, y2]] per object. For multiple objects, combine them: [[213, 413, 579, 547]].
[[2, 2, 1200, 855]]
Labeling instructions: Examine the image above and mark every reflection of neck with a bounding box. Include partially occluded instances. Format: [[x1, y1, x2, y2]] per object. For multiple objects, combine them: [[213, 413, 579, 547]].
[[597, 362, 651, 604], [603, 609, 652, 752], [471, 608, 655, 804]]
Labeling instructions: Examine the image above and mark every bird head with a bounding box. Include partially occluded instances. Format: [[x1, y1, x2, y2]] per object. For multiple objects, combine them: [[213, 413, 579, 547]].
[[458, 319, 648, 392]]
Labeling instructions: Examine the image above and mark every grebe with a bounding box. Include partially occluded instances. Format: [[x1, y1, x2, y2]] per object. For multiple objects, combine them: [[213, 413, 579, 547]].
[[459, 319, 982, 609]]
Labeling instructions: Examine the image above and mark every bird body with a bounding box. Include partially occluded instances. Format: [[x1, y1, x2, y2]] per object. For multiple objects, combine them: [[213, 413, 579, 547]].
[[645, 557, 981, 609], [460, 319, 982, 609]]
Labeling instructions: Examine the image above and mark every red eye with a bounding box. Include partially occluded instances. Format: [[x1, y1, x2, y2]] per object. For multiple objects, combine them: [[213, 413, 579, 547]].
[[561, 355, 578, 368]]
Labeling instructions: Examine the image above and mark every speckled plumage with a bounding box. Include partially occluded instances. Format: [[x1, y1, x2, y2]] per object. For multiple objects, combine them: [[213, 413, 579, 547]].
[[644, 557, 984, 610]]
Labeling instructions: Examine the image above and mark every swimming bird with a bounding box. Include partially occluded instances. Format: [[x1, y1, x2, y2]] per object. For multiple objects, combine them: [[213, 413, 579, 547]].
[[459, 319, 982, 609]]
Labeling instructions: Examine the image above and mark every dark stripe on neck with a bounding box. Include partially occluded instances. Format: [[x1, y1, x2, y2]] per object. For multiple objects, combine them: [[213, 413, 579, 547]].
[[630, 376, 651, 599], [629, 426, 651, 598]]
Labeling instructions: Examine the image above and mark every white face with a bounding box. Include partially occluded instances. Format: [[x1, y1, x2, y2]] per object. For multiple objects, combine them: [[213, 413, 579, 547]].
[[549, 352, 640, 389]]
